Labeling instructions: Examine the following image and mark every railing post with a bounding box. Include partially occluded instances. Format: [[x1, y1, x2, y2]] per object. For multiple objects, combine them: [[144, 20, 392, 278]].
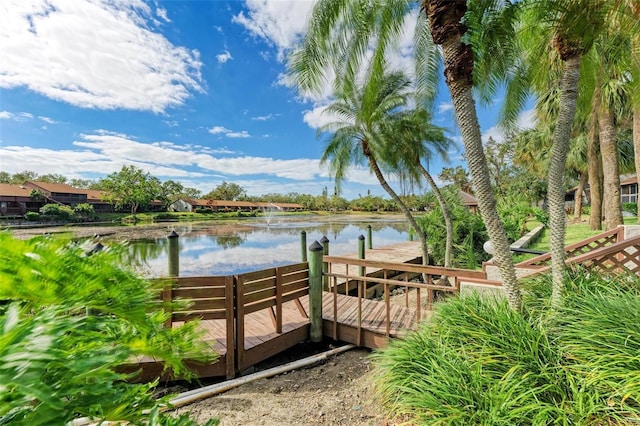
[[301, 230, 308, 262], [168, 231, 180, 277], [320, 236, 330, 291], [367, 224, 372, 249], [308, 241, 324, 343], [358, 234, 365, 276]]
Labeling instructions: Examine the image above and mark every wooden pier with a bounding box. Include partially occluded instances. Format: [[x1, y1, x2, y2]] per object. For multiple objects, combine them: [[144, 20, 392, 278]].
[[121, 241, 456, 382]]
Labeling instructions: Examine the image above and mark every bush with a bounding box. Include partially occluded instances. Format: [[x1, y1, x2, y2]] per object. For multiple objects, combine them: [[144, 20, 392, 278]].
[[623, 203, 637, 215], [372, 268, 640, 425], [418, 188, 490, 268], [24, 212, 39, 221], [40, 203, 75, 221], [73, 203, 95, 221], [0, 233, 217, 425]]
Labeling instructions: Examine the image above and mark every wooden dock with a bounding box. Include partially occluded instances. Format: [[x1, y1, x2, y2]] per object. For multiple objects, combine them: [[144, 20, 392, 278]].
[[328, 241, 422, 295], [120, 241, 427, 382]]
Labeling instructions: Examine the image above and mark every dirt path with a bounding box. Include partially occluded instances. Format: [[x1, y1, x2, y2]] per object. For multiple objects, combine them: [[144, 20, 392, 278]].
[[173, 347, 390, 426]]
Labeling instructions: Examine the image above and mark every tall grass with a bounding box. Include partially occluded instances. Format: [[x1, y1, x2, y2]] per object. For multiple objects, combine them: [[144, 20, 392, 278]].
[[372, 269, 640, 425]]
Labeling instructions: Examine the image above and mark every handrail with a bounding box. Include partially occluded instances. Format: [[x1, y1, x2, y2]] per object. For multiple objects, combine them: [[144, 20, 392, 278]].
[[323, 255, 487, 279], [528, 233, 640, 276], [515, 227, 624, 268]]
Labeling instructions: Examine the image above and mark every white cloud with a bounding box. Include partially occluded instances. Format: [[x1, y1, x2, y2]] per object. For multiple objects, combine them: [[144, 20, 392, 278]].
[[251, 113, 278, 121], [209, 125, 251, 138], [0, 0, 202, 113], [0, 111, 37, 121], [232, 0, 315, 61], [216, 50, 233, 64], [209, 126, 230, 135], [302, 104, 334, 129], [38, 115, 57, 124], [437, 102, 454, 114], [156, 7, 170, 22], [481, 108, 537, 144], [226, 131, 251, 138]]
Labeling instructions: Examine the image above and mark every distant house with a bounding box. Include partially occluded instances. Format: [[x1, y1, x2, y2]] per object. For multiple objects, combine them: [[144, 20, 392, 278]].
[[459, 190, 479, 213], [168, 199, 304, 213], [0, 183, 44, 216], [23, 181, 88, 206], [85, 189, 114, 213], [566, 174, 638, 206]]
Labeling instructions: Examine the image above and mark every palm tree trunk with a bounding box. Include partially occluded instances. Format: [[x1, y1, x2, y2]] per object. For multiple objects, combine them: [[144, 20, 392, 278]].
[[587, 107, 603, 230], [418, 164, 453, 268], [367, 154, 429, 266], [573, 173, 587, 220], [599, 107, 623, 230], [548, 54, 582, 306], [425, 0, 521, 310]]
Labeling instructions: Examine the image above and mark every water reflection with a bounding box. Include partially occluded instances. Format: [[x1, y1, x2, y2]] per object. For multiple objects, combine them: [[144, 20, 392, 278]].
[[128, 216, 410, 277]]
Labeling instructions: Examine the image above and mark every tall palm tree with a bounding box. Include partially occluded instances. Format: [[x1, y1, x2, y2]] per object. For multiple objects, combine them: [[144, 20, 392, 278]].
[[383, 107, 455, 267], [423, 0, 522, 309], [318, 69, 431, 266], [290, 0, 523, 309]]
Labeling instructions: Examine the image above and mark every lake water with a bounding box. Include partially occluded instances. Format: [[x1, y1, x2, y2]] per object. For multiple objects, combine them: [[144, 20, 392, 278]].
[[129, 215, 411, 277]]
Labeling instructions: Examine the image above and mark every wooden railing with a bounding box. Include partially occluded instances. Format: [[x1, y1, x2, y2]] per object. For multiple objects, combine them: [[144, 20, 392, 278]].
[[157, 262, 310, 378], [514, 227, 624, 269], [323, 255, 487, 340], [532, 233, 640, 276]]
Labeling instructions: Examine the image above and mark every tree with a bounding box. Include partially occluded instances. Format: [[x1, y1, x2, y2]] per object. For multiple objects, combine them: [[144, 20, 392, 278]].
[[204, 181, 246, 201], [439, 166, 472, 194], [69, 178, 95, 189], [290, 0, 522, 308], [10, 170, 38, 184], [101, 166, 161, 216], [158, 179, 185, 209], [384, 107, 456, 268], [316, 69, 431, 266], [424, 0, 522, 309], [38, 173, 68, 184], [0, 172, 10, 183]]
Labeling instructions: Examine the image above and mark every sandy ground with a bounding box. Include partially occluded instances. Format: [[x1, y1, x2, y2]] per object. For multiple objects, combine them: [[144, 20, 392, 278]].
[[172, 346, 391, 426]]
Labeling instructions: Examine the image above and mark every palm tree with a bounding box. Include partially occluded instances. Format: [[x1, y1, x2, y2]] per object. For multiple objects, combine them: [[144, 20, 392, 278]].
[[424, 0, 522, 309], [290, 0, 523, 309], [383, 107, 455, 267], [318, 69, 431, 266]]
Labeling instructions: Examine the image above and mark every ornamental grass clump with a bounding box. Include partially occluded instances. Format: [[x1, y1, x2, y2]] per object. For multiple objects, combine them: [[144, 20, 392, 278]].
[[372, 268, 640, 425], [0, 232, 217, 425]]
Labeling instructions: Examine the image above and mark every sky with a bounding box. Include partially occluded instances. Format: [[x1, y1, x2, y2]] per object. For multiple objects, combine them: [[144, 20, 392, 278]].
[[0, 0, 534, 200]]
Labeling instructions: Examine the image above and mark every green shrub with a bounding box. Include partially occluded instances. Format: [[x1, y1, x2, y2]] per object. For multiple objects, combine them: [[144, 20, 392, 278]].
[[73, 202, 95, 221], [418, 188, 490, 268], [372, 269, 640, 425], [623, 203, 637, 215], [40, 203, 75, 221], [24, 212, 39, 221], [0, 233, 217, 425]]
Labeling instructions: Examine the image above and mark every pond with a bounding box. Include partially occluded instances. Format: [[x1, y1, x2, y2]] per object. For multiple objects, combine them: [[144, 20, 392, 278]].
[[128, 215, 411, 277]]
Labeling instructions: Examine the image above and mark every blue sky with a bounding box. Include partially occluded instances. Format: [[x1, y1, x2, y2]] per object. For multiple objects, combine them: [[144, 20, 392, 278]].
[[0, 0, 533, 200]]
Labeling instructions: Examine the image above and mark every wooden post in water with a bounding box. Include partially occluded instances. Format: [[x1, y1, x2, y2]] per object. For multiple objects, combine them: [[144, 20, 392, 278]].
[[320, 236, 330, 291], [358, 234, 365, 276], [300, 230, 307, 262], [168, 231, 180, 277], [367, 224, 372, 249], [308, 241, 324, 343]]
